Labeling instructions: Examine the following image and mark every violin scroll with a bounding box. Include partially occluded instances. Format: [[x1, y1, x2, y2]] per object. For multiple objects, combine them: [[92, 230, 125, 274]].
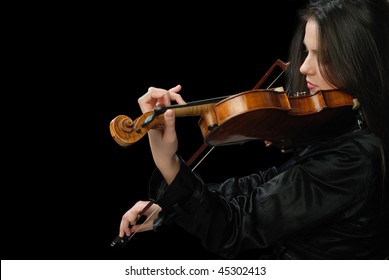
[[109, 112, 165, 147]]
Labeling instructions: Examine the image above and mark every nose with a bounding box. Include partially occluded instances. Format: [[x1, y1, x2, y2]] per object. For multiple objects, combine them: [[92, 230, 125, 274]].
[[299, 55, 313, 76]]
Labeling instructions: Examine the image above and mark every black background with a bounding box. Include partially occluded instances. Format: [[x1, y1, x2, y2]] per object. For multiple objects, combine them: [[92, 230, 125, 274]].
[[3, 0, 307, 260]]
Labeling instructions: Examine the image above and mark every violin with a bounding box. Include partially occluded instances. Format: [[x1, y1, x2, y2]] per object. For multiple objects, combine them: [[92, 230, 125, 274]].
[[109, 59, 359, 247], [110, 87, 357, 150], [109, 59, 358, 151]]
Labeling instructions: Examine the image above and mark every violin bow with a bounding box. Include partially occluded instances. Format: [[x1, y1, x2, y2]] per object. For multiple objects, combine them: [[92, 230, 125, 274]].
[[110, 143, 214, 248], [111, 59, 288, 248]]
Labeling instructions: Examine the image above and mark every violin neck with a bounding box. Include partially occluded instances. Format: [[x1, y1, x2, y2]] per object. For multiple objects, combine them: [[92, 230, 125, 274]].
[[172, 103, 216, 117], [156, 96, 228, 118]]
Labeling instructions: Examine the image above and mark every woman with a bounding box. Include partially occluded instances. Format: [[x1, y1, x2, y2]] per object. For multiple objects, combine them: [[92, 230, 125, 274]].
[[117, 0, 389, 259]]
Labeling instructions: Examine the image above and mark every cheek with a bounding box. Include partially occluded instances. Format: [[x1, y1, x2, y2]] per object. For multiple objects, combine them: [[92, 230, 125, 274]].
[[317, 73, 336, 90]]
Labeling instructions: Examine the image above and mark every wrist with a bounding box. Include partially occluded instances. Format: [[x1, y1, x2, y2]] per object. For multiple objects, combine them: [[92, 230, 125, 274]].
[[157, 154, 180, 185]]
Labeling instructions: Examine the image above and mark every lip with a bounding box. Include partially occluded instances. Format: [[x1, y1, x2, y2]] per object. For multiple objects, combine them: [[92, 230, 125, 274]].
[[306, 80, 317, 90]]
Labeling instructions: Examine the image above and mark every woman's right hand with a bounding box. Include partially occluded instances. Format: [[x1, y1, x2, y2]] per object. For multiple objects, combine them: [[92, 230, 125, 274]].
[[119, 201, 162, 238]]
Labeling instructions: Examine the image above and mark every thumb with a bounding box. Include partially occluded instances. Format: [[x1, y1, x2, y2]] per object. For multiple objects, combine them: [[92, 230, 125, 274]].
[[164, 109, 176, 133]]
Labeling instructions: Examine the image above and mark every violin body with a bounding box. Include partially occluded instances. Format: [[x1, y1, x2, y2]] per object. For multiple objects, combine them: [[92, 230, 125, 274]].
[[200, 88, 355, 148]]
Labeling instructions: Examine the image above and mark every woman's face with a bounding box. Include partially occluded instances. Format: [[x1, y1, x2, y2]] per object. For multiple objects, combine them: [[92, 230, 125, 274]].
[[299, 18, 335, 94]]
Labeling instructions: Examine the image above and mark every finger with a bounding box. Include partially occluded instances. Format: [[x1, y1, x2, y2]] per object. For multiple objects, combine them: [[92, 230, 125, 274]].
[[119, 201, 149, 237], [157, 90, 172, 108], [168, 85, 186, 104], [131, 205, 160, 233], [138, 87, 168, 112], [146, 87, 168, 99], [131, 221, 153, 233], [119, 218, 132, 237], [163, 109, 176, 139]]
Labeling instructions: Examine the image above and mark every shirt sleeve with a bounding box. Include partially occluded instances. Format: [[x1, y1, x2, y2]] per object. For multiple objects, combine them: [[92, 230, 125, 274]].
[[148, 135, 378, 259]]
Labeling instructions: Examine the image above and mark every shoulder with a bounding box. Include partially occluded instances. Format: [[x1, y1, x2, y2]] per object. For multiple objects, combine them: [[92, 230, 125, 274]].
[[291, 129, 381, 184], [304, 128, 381, 160], [333, 128, 381, 159]]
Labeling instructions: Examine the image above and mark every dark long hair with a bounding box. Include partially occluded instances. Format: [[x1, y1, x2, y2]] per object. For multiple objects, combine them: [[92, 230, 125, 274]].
[[286, 0, 389, 216]]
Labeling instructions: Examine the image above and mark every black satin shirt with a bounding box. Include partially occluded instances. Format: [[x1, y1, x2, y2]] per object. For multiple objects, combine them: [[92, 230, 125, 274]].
[[148, 128, 389, 259]]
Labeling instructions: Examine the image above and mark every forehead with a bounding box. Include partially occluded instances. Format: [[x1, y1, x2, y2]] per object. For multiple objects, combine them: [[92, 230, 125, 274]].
[[304, 18, 319, 49]]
